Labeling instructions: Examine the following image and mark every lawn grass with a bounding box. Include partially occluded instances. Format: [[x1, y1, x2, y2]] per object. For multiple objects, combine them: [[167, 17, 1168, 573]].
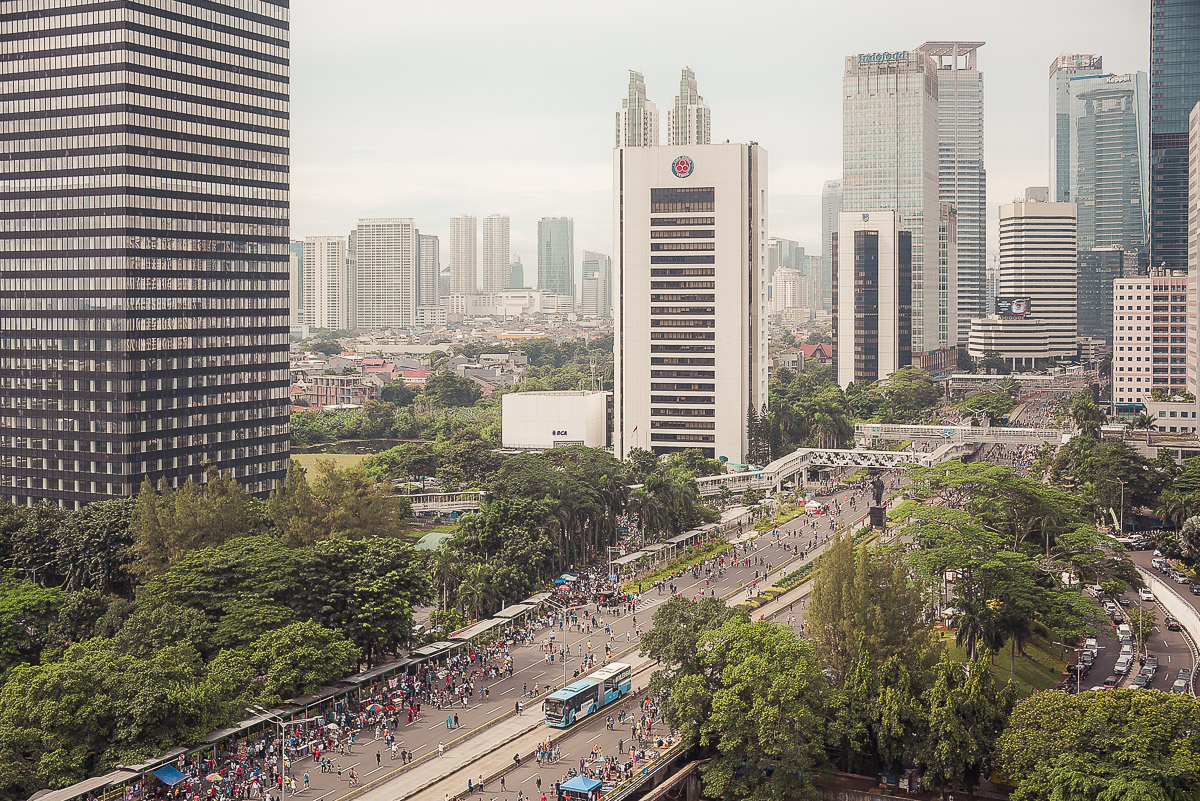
[[291, 452, 368, 470], [940, 631, 1068, 696]]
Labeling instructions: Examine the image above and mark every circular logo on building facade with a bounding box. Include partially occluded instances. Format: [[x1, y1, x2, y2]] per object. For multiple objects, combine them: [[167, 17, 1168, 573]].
[[672, 155, 694, 178], [862, 213, 870, 222]]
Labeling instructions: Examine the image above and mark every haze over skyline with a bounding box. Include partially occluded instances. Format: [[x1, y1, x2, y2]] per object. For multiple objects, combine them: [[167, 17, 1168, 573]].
[[291, 0, 1148, 287]]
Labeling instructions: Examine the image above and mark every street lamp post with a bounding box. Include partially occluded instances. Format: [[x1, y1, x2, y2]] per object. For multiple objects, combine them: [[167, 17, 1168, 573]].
[[249, 706, 288, 801]]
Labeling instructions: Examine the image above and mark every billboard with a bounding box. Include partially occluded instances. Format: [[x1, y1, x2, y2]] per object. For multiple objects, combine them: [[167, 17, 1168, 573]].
[[996, 297, 1032, 317]]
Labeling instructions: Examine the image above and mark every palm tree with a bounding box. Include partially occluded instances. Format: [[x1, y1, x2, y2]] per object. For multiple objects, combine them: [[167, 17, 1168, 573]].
[[770, 399, 806, 453], [811, 408, 851, 449], [1131, 412, 1156, 445], [1156, 489, 1195, 530], [1071, 396, 1104, 439], [456, 564, 489, 621], [952, 598, 992, 662], [429, 545, 460, 614]]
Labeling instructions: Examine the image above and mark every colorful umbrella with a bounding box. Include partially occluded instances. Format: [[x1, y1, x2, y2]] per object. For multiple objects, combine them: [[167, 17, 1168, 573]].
[[366, 703, 384, 713], [205, 774, 224, 783]]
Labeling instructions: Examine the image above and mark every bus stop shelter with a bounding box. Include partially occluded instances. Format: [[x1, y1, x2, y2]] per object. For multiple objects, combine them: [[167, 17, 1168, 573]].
[[558, 775, 603, 801], [494, 603, 534, 624], [611, 550, 647, 577], [451, 618, 507, 643]]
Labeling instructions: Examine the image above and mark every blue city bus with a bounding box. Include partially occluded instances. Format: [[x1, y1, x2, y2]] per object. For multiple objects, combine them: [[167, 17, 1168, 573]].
[[589, 662, 633, 705], [544, 662, 632, 728]]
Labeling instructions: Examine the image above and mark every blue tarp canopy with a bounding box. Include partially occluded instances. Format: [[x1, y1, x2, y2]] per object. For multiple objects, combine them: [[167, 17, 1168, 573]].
[[560, 776, 603, 795], [153, 766, 189, 786], [555, 574, 578, 584]]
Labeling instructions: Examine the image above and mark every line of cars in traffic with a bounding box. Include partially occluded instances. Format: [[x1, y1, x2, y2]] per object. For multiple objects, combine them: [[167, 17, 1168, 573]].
[[1151, 556, 1200, 595], [1069, 582, 1193, 695]]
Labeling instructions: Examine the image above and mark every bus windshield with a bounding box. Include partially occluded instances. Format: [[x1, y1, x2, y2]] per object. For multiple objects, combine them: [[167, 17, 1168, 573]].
[[544, 698, 565, 720]]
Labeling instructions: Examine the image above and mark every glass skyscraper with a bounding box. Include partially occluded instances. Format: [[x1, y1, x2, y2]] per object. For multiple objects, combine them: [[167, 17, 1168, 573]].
[[842, 50, 943, 354], [537, 217, 575, 300], [1049, 54, 1105, 204], [1050, 57, 1149, 256], [917, 42, 986, 346], [1071, 71, 1149, 255], [820, 179, 842, 312], [1150, 0, 1200, 270], [0, 0, 291, 508]]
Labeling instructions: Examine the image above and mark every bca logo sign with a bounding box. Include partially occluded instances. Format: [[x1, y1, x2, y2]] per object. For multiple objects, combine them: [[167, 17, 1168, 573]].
[[672, 155, 694, 178], [552, 430, 568, 436]]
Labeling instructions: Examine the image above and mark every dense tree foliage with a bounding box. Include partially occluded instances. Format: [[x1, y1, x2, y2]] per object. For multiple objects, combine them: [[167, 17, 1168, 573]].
[[291, 403, 499, 448], [997, 691, 1200, 801], [764, 364, 943, 458], [901, 462, 1134, 672], [670, 617, 829, 801], [0, 499, 136, 597], [422, 371, 482, 407], [0, 456, 430, 797], [807, 532, 934, 683], [130, 470, 269, 578], [268, 460, 412, 546]]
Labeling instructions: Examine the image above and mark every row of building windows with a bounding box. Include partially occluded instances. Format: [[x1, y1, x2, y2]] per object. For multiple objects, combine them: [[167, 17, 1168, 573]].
[[0, 110, 288, 150], [0, 169, 289, 200]]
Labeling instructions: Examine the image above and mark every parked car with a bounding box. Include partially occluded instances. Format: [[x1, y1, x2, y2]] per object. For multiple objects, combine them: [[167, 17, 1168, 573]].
[[1085, 637, 1099, 653], [1080, 651, 1095, 666], [1175, 572, 1191, 584], [1103, 675, 1120, 688], [1114, 656, 1131, 675], [1132, 673, 1149, 689], [1139, 587, 1155, 602], [1166, 616, 1182, 631], [1086, 584, 1104, 597], [1191, 582, 1200, 596]]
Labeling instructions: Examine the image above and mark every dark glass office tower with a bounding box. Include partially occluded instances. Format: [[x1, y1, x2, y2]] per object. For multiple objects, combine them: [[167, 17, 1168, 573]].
[[0, 1, 291, 508], [1149, 0, 1200, 270]]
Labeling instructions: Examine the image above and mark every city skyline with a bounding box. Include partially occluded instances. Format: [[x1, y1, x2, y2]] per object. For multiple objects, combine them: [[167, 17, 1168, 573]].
[[290, 0, 1148, 268]]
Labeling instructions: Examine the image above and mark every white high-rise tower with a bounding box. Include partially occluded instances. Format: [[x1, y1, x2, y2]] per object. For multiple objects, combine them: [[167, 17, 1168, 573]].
[[354, 218, 418, 329], [667, 67, 711, 146], [614, 144, 767, 463], [616, 70, 659, 147], [303, 236, 348, 330], [482, 214, 511, 293], [449, 215, 477, 295]]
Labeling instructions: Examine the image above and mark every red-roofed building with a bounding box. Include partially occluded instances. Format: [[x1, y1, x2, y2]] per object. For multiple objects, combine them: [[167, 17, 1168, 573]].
[[775, 342, 832, 371], [402, 370, 434, 386]]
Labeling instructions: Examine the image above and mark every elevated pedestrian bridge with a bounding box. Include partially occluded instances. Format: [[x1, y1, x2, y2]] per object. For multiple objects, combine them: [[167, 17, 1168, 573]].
[[397, 490, 487, 514], [854, 423, 1067, 447], [695, 439, 972, 497]]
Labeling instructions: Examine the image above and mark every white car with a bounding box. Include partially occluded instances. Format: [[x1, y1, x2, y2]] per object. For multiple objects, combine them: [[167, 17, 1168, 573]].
[[1139, 587, 1155, 602]]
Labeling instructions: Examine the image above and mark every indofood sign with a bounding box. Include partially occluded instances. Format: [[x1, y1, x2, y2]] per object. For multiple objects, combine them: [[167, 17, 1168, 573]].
[[859, 51, 908, 64]]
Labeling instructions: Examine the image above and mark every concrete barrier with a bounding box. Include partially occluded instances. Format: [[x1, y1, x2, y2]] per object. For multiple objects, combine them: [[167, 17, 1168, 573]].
[[1136, 566, 1200, 696]]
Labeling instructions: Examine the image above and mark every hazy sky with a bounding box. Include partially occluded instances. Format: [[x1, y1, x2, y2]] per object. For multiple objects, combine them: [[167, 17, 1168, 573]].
[[291, 0, 1148, 290]]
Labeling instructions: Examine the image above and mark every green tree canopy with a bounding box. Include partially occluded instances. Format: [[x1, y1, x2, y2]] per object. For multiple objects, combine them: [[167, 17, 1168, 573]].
[[996, 690, 1200, 801], [670, 616, 828, 801], [422, 372, 481, 406]]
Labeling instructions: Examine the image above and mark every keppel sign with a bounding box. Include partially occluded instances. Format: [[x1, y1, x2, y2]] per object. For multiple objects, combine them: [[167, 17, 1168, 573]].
[[859, 51, 908, 64]]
